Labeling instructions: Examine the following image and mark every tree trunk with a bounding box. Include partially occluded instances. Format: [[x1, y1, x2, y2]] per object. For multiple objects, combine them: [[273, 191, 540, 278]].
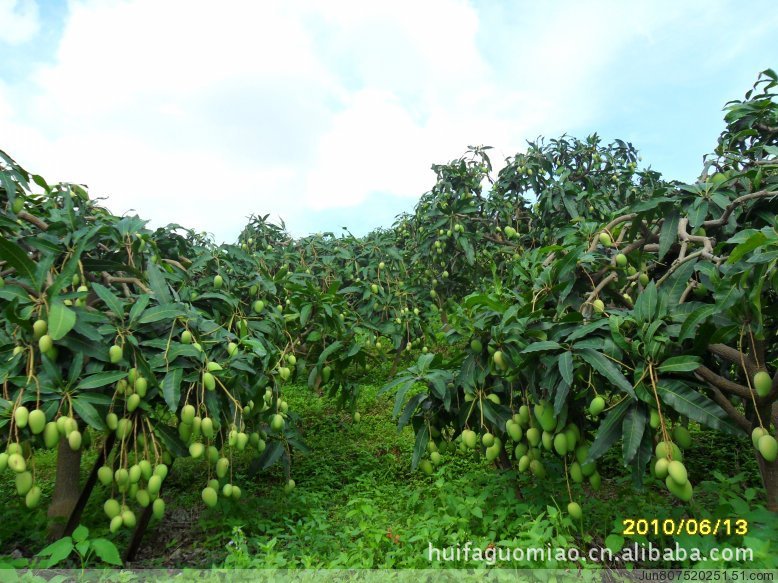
[[757, 454, 778, 512], [752, 401, 778, 512], [389, 338, 408, 377], [47, 438, 82, 539]]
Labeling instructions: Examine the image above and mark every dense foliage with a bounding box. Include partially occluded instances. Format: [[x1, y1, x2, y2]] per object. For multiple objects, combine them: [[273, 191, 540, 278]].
[[0, 70, 775, 562]]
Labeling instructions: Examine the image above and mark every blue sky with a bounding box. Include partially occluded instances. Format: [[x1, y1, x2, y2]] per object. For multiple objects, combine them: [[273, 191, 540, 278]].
[[1, 0, 776, 243]]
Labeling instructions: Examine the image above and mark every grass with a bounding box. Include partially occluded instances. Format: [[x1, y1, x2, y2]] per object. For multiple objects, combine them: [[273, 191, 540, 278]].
[[1, 369, 777, 569]]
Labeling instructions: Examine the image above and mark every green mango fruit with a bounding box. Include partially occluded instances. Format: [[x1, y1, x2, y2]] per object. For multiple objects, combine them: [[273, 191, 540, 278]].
[[654, 457, 670, 479], [752, 427, 768, 448], [25, 486, 41, 508], [14, 406, 29, 428], [665, 476, 693, 501], [189, 442, 205, 459], [202, 486, 218, 507], [68, 430, 82, 451], [569, 462, 583, 483], [588, 397, 605, 416], [122, 509, 137, 528], [152, 498, 165, 519], [553, 433, 568, 456], [529, 460, 546, 479], [104, 498, 121, 519], [33, 319, 47, 339], [758, 435, 777, 462], [28, 409, 46, 434], [98, 466, 114, 486], [271, 414, 285, 432], [109, 345, 123, 363], [667, 460, 688, 485], [754, 371, 772, 397], [38, 335, 53, 353], [16, 471, 33, 496], [526, 427, 541, 447], [672, 426, 692, 449]]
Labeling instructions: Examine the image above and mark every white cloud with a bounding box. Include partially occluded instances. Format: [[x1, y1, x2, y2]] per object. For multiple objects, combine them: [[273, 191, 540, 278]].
[[0, 0, 39, 45], [0, 0, 774, 241]]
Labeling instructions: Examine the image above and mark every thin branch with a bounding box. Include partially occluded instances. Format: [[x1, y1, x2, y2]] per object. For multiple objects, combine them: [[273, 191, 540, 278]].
[[17, 211, 49, 231], [708, 343, 759, 378], [162, 258, 187, 271], [587, 213, 638, 252], [705, 384, 750, 433], [704, 189, 777, 228], [101, 271, 151, 294], [695, 365, 751, 398]]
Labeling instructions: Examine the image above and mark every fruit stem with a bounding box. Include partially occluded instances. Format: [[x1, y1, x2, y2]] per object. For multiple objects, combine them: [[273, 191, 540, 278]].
[[739, 325, 765, 429], [648, 363, 672, 458]]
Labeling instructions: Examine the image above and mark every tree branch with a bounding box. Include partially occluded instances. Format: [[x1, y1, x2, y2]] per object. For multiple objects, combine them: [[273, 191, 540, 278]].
[[587, 214, 637, 252], [17, 211, 49, 231], [704, 189, 777, 228], [706, 384, 750, 433], [708, 343, 759, 379], [101, 272, 151, 294], [695, 365, 751, 398]]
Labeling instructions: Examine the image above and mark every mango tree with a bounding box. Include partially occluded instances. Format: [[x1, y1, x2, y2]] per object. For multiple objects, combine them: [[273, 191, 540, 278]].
[[384, 70, 777, 513]]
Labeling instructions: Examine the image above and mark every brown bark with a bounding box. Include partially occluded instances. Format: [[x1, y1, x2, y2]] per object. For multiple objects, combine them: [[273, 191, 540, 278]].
[[756, 453, 778, 512], [47, 439, 82, 540], [751, 399, 778, 512]]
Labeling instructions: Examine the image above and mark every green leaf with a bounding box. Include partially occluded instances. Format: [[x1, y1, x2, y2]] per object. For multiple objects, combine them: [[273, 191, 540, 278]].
[[77, 371, 128, 390], [658, 210, 679, 260], [657, 355, 702, 373], [90, 538, 122, 566], [678, 305, 717, 342], [577, 348, 635, 399], [398, 393, 427, 430], [657, 380, 741, 434], [411, 424, 430, 471], [162, 368, 183, 412], [90, 283, 125, 318], [37, 537, 73, 568], [255, 440, 284, 470], [71, 525, 89, 543], [71, 398, 106, 430], [558, 351, 574, 386], [137, 303, 187, 324], [47, 301, 77, 341], [145, 259, 172, 304], [586, 398, 631, 464], [317, 341, 343, 366], [565, 319, 608, 342], [605, 534, 625, 553], [661, 259, 697, 306], [632, 281, 658, 324], [392, 378, 417, 419], [621, 404, 647, 465], [129, 294, 150, 324], [631, 429, 654, 487], [727, 231, 767, 264], [458, 237, 475, 265], [0, 236, 40, 289], [154, 423, 189, 458], [521, 341, 561, 353], [300, 304, 312, 327]]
